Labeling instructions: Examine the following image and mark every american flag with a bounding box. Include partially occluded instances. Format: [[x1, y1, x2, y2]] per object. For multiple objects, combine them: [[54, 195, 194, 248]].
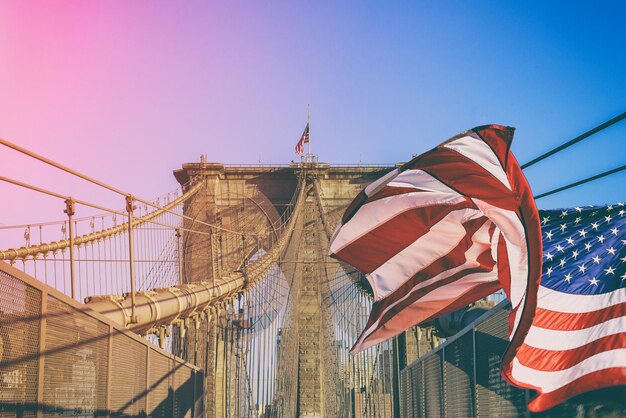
[[329, 125, 542, 357], [295, 123, 310, 155], [506, 203, 626, 411]]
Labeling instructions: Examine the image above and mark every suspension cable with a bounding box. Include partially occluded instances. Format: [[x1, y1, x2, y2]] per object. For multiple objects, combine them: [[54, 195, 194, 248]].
[[534, 163, 626, 200], [0, 137, 132, 195], [0, 175, 126, 216], [0, 137, 249, 236], [521, 111, 626, 169]]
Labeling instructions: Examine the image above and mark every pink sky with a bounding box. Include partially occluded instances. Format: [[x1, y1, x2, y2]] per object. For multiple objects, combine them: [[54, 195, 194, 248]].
[[2, 1, 625, 236]]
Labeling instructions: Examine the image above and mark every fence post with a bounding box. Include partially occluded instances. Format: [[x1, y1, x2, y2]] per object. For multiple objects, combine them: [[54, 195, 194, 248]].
[[441, 345, 446, 418], [392, 333, 406, 418], [472, 327, 477, 418], [35, 291, 47, 418], [192, 369, 197, 418], [64, 198, 76, 300], [106, 325, 113, 418], [126, 195, 137, 323], [146, 346, 151, 416]]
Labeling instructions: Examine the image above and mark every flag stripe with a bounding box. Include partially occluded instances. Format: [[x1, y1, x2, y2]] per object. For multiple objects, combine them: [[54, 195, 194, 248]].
[[532, 302, 626, 331], [510, 349, 626, 393], [473, 200, 529, 306], [365, 207, 484, 299], [353, 277, 502, 351], [329, 191, 466, 254], [496, 230, 512, 297], [350, 218, 497, 350], [364, 168, 400, 196], [411, 149, 521, 212], [527, 368, 626, 412], [335, 202, 477, 277], [363, 216, 494, 316], [522, 317, 625, 350], [295, 122, 310, 154], [516, 334, 626, 371], [444, 134, 513, 191], [473, 124, 513, 170], [366, 185, 427, 204], [388, 169, 461, 195], [536, 285, 626, 313]]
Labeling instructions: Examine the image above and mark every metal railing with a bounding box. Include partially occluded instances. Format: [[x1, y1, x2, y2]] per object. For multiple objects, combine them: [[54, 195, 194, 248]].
[[399, 301, 619, 418], [0, 261, 203, 417]]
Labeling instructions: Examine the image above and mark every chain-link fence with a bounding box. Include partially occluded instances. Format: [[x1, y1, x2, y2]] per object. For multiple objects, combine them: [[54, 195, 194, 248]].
[[400, 301, 624, 418], [0, 262, 203, 418]]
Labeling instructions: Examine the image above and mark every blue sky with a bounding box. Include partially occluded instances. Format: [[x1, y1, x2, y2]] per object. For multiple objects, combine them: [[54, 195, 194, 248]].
[[0, 0, 624, 227]]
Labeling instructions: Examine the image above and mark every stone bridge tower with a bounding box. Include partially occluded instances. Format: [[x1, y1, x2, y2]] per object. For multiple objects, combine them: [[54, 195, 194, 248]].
[[173, 162, 395, 416]]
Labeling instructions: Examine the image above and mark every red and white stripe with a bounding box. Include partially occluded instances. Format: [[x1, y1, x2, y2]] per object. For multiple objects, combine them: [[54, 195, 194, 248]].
[[505, 285, 626, 411], [328, 125, 542, 367], [295, 124, 310, 155]]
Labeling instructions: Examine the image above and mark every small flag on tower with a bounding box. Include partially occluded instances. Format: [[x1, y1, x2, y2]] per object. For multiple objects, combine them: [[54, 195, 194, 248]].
[[295, 123, 310, 155]]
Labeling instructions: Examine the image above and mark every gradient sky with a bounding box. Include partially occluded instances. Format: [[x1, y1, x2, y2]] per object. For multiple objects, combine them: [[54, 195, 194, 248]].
[[1, 0, 625, 230]]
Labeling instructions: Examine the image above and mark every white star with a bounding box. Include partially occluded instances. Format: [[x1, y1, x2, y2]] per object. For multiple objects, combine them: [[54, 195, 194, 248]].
[[555, 244, 565, 252], [592, 255, 601, 264], [622, 272, 626, 281], [585, 243, 592, 251], [566, 237, 575, 245], [618, 202, 624, 206], [572, 250, 580, 260], [578, 264, 587, 273], [619, 210, 625, 216], [559, 259, 566, 267], [605, 215, 613, 222], [589, 277, 600, 286], [621, 255, 626, 263], [591, 222, 599, 230], [579, 229, 587, 237], [607, 247, 616, 255], [545, 252, 554, 261], [611, 227, 619, 236], [598, 235, 605, 243], [592, 211, 598, 216], [561, 210, 568, 218], [542, 216, 550, 225], [545, 230, 554, 240], [560, 223, 567, 232], [546, 267, 553, 277], [607, 205, 614, 211], [605, 267, 615, 275], [574, 217, 582, 224], [575, 207, 583, 212], [564, 273, 573, 283]]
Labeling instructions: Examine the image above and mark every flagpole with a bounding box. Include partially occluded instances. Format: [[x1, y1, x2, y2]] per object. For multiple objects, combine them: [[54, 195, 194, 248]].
[[307, 104, 311, 158]]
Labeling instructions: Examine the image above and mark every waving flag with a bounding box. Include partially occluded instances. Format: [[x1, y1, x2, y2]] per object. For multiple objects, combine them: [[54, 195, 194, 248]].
[[506, 204, 626, 411], [295, 123, 310, 155], [329, 124, 542, 356]]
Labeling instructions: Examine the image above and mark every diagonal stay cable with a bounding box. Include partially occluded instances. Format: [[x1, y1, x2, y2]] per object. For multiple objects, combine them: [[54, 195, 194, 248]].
[[521, 111, 626, 169], [534, 163, 626, 200]]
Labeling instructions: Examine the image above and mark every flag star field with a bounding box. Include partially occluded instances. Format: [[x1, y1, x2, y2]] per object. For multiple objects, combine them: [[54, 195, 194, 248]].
[[540, 204, 626, 294]]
